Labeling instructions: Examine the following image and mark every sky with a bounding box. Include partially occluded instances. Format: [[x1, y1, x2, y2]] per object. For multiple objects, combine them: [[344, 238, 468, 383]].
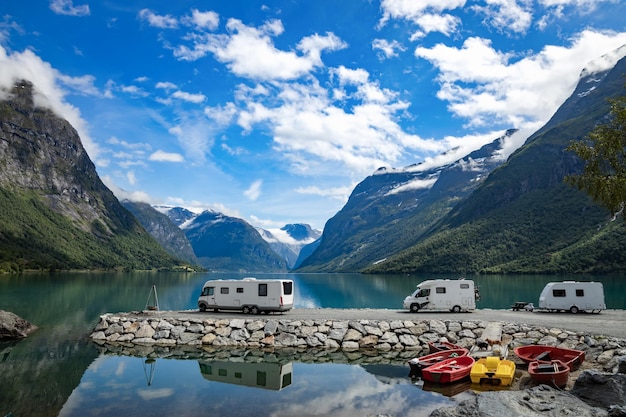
[[1, 1, 626, 232]]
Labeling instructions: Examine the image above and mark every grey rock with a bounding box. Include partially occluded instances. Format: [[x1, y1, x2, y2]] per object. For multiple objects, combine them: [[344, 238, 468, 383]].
[[0, 311, 37, 339], [430, 385, 608, 417], [571, 370, 626, 409]]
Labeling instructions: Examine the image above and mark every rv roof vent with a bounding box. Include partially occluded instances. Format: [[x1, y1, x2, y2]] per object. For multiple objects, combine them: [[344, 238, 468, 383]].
[[243, 277, 257, 281]]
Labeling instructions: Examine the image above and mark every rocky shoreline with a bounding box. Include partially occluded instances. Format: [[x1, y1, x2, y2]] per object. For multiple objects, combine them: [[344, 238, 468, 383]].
[[90, 310, 626, 415]]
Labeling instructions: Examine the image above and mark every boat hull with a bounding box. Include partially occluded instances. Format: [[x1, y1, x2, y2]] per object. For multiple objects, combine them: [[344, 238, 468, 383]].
[[421, 356, 475, 384], [514, 345, 585, 371], [408, 348, 469, 377], [528, 359, 570, 388], [470, 356, 516, 386]]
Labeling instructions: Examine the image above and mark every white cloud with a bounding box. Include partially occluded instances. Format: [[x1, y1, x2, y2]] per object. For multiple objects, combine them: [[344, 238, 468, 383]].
[[171, 90, 206, 103], [155, 81, 177, 90], [378, 0, 465, 34], [186, 9, 219, 30], [244, 179, 263, 201], [49, 0, 90, 16], [372, 39, 406, 59], [149, 150, 184, 162], [414, 30, 626, 129], [138, 9, 178, 29], [172, 18, 347, 81], [167, 116, 215, 163], [386, 177, 438, 196], [471, 0, 534, 35], [126, 170, 137, 185], [0, 46, 100, 160], [295, 185, 354, 202]]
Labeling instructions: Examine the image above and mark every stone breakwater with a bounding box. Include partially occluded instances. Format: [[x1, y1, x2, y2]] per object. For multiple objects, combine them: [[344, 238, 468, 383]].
[[90, 311, 626, 372]]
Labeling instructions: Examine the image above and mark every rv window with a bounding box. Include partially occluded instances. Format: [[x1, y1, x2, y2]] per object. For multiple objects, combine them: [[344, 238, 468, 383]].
[[220, 287, 229, 294], [576, 289, 584, 297], [417, 289, 430, 297], [201, 287, 214, 296], [218, 369, 227, 377], [282, 372, 292, 388], [259, 283, 268, 296], [236, 287, 244, 293], [460, 283, 470, 289], [552, 289, 566, 297], [257, 371, 267, 387], [436, 287, 446, 294], [283, 281, 293, 295], [235, 372, 242, 379]]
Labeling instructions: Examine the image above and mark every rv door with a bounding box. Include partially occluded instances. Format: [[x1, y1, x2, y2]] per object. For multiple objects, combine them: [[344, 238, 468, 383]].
[[202, 286, 216, 307]]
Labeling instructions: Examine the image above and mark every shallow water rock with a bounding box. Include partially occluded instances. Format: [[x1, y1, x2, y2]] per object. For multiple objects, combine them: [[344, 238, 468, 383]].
[[0, 310, 37, 339]]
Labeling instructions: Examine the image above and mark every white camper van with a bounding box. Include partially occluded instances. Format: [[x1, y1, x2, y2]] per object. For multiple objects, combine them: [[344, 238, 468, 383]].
[[403, 279, 478, 313], [197, 277, 294, 314], [198, 359, 293, 391], [538, 281, 605, 313]]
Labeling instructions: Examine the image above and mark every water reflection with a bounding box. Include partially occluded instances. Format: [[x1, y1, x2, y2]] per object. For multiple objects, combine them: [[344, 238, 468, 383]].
[[198, 359, 293, 391], [58, 346, 460, 417]]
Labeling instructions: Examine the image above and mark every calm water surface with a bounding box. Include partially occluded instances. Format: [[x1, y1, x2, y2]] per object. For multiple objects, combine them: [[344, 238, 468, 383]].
[[1, 272, 624, 417]]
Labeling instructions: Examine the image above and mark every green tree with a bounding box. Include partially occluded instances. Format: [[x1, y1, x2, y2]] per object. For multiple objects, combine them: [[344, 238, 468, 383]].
[[566, 83, 626, 221]]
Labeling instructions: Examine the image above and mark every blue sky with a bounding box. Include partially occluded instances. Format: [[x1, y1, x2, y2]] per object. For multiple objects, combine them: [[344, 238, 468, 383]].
[[1, 0, 626, 232]]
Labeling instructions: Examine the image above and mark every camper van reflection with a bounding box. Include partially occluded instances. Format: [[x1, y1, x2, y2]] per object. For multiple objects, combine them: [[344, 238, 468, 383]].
[[198, 359, 294, 391]]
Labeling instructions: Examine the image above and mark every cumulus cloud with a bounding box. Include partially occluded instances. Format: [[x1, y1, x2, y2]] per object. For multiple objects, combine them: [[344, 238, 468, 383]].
[[49, 0, 90, 16], [378, 0, 464, 35], [171, 90, 206, 103], [471, 0, 534, 35], [172, 18, 347, 80], [138, 9, 179, 29], [414, 30, 626, 129], [372, 39, 406, 59]]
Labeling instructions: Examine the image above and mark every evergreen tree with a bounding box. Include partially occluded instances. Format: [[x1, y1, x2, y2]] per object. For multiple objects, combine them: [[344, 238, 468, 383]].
[[566, 82, 626, 221]]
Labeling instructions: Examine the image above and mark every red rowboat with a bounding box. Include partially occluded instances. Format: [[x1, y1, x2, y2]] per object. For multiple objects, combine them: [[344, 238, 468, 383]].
[[514, 345, 585, 370], [408, 348, 469, 378], [528, 359, 570, 388], [428, 341, 465, 353], [421, 355, 475, 384]]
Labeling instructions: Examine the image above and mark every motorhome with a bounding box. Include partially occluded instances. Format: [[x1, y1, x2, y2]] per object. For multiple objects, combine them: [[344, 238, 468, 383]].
[[538, 281, 605, 313], [197, 277, 294, 314], [403, 279, 478, 313], [198, 359, 293, 391]]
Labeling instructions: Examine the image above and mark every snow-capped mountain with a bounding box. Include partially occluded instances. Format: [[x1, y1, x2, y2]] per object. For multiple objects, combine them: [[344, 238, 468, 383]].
[[257, 224, 322, 269]]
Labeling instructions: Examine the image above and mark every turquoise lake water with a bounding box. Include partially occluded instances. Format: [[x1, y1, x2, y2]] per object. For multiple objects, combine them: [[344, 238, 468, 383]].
[[1, 272, 624, 416]]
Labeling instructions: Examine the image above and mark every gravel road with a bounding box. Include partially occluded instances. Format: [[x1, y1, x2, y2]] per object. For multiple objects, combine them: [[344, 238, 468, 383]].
[[145, 308, 626, 340]]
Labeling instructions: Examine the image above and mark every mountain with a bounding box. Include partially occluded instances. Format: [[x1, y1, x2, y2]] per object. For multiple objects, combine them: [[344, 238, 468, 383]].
[[182, 210, 288, 272], [0, 80, 185, 272], [257, 224, 321, 269], [121, 200, 199, 265], [366, 50, 626, 274], [296, 130, 515, 272]]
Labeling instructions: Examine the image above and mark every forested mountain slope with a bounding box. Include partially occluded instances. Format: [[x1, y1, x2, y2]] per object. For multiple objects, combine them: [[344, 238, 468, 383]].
[[367, 54, 626, 274]]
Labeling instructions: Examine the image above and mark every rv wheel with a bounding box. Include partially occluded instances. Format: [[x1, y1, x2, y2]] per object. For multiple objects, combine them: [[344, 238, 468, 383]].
[[570, 306, 579, 314], [242, 305, 251, 314], [410, 304, 420, 313], [451, 305, 461, 313], [199, 304, 207, 312], [251, 306, 260, 315]]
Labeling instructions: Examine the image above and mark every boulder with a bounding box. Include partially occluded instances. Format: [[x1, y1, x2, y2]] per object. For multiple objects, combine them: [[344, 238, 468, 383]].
[[430, 385, 608, 417], [0, 310, 37, 339], [571, 370, 626, 409]]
